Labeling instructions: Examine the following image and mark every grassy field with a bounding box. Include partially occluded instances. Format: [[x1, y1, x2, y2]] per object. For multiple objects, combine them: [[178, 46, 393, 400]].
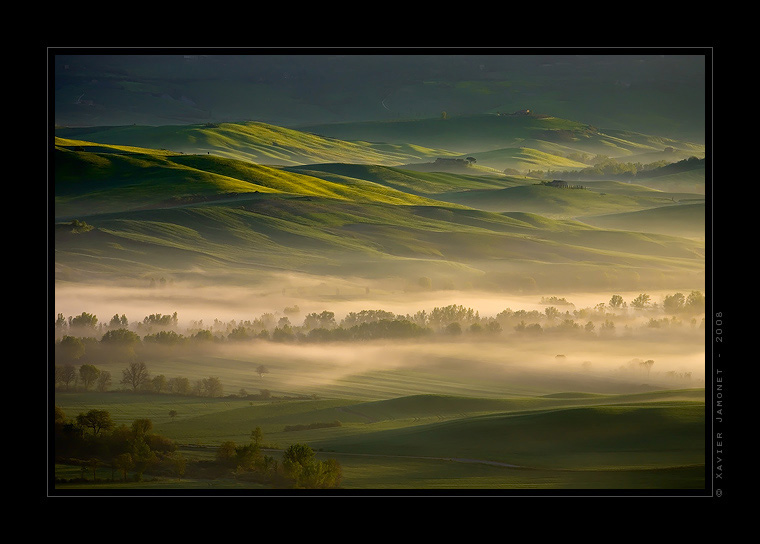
[[53, 386, 706, 492]]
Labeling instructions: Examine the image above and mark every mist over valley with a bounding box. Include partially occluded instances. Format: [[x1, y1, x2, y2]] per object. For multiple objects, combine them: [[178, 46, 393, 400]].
[[50, 50, 711, 493]]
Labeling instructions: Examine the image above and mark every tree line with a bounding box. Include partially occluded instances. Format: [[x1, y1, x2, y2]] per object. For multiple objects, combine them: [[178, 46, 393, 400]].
[[56, 291, 705, 342], [54, 291, 706, 385], [523, 156, 704, 182], [54, 359, 248, 398], [54, 406, 341, 488]]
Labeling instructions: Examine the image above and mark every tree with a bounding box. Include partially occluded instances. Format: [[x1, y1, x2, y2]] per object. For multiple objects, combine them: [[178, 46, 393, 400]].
[[251, 427, 263, 447], [56, 364, 77, 390], [168, 376, 190, 395], [444, 322, 462, 336], [131, 418, 153, 438], [76, 409, 114, 437], [169, 410, 178, 422], [88, 458, 101, 481], [152, 374, 167, 393], [70, 312, 98, 330], [609, 295, 625, 309], [79, 364, 100, 390], [216, 441, 238, 465], [685, 291, 705, 313], [201, 376, 223, 397], [113, 453, 134, 481], [109, 314, 129, 328], [631, 293, 651, 309], [96, 370, 112, 392], [282, 443, 341, 489], [58, 336, 85, 363], [256, 364, 269, 379], [101, 328, 141, 361], [282, 443, 315, 482], [171, 453, 187, 480], [121, 362, 150, 391], [640, 359, 655, 378], [663, 292, 685, 314]]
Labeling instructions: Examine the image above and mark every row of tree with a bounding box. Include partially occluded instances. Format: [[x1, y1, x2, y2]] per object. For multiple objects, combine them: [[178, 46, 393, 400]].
[[54, 292, 706, 365], [523, 156, 704, 182], [56, 291, 705, 339], [54, 406, 341, 488], [54, 360, 242, 397]]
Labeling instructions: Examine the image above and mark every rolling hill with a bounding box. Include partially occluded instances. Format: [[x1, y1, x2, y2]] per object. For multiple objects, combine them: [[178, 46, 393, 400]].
[[54, 114, 705, 176], [54, 138, 706, 293], [54, 122, 461, 167], [298, 114, 706, 164]]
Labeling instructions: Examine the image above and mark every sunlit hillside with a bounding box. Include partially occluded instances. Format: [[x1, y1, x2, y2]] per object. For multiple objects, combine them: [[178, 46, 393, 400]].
[[54, 122, 461, 167]]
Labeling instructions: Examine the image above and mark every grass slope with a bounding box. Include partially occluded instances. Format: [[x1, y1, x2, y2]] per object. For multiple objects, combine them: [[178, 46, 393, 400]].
[[435, 182, 688, 218], [54, 141, 449, 218], [55, 390, 705, 483], [55, 122, 460, 167], [54, 138, 705, 291], [311, 400, 705, 471], [579, 202, 706, 239], [299, 114, 705, 159]]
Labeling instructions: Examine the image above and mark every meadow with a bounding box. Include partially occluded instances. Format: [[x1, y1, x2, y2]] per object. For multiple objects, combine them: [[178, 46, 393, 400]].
[[53, 285, 707, 493], [52, 98, 708, 495]]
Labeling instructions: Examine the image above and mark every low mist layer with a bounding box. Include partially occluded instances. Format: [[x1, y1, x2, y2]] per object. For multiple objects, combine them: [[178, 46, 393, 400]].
[[54, 277, 706, 399]]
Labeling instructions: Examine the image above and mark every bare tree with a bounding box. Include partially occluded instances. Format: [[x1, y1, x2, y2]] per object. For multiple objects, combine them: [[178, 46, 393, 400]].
[[121, 362, 150, 391]]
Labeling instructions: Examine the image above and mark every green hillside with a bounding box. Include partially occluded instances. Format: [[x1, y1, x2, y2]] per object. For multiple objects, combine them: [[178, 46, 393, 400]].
[[54, 140, 448, 217], [579, 202, 706, 239], [55, 122, 460, 167], [54, 115, 705, 177], [54, 138, 705, 291], [299, 114, 705, 160], [284, 163, 524, 196], [311, 401, 705, 471], [434, 182, 685, 218], [56, 390, 706, 475], [448, 146, 589, 172]]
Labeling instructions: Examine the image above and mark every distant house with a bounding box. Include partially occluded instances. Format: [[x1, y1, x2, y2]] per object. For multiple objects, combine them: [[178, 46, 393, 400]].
[[547, 180, 568, 188]]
